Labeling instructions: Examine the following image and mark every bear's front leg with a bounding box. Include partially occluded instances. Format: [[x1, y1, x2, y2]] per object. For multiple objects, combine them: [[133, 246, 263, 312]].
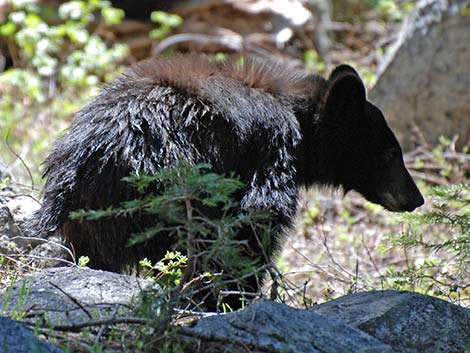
[[240, 144, 299, 225]]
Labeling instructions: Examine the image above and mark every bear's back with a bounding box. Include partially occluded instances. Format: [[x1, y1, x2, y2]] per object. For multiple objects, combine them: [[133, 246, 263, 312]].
[[53, 55, 328, 189], [125, 54, 326, 105], [95, 55, 327, 151]]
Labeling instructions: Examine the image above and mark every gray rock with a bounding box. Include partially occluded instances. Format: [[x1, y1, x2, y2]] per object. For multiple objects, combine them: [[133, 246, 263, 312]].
[[370, 0, 470, 147], [311, 290, 470, 353], [28, 235, 70, 268], [185, 300, 396, 353], [0, 188, 40, 241], [0, 187, 69, 267], [1, 267, 152, 326], [2, 267, 468, 353], [0, 199, 20, 239], [0, 316, 65, 353], [3, 194, 39, 233]]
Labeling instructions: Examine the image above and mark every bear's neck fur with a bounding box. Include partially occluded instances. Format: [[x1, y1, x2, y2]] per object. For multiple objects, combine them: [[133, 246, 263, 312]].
[[295, 100, 346, 190]]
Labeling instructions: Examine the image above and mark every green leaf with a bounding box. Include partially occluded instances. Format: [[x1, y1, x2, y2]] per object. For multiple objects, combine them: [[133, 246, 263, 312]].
[[151, 11, 182, 27], [24, 13, 43, 28], [101, 7, 125, 26], [0, 22, 17, 37]]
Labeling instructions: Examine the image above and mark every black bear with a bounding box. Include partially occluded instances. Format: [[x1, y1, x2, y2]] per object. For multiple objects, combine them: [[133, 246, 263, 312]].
[[36, 55, 423, 306]]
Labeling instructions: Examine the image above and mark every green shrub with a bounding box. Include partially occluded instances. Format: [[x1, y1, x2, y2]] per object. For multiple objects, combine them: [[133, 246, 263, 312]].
[[385, 183, 470, 304], [150, 11, 182, 40], [72, 163, 275, 311], [0, 0, 128, 185], [70, 163, 276, 350]]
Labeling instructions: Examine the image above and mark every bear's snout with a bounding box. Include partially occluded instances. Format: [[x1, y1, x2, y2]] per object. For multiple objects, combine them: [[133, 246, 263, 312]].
[[379, 187, 424, 212]]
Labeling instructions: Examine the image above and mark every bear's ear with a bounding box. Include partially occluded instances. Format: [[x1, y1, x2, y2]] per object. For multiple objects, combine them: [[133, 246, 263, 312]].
[[328, 64, 360, 81], [324, 69, 366, 123]]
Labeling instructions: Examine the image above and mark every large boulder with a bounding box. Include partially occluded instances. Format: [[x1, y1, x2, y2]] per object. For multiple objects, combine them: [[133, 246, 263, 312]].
[[0, 316, 65, 353], [185, 290, 470, 353], [311, 290, 470, 353], [370, 0, 470, 148], [2, 267, 469, 353], [186, 300, 396, 353], [1, 267, 152, 326]]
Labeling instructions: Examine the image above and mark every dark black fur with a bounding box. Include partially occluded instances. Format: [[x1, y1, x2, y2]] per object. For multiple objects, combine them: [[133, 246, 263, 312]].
[[36, 55, 423, 303]]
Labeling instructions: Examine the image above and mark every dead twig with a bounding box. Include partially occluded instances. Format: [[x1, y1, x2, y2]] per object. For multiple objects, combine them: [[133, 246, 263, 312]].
[[49, 282, 93, 320], [24, 316, 152, 332]]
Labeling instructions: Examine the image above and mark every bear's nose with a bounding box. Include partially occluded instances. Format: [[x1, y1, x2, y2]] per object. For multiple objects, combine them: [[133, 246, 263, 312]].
[[403, 192, 424, 212]]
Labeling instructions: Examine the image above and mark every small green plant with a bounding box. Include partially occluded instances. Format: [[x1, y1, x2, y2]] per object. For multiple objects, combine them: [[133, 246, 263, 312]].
[[0, 176, 11, 189], [0, 0, 128, 184], [139, 251, 188, 287], [384, 183, 470, 304], [356, 66, 377, 88], [72, 163, 275, 312], [78, 163, 270, 351], [77, 256, 90, 267], [303, 203, 321, 227], [149, 11, 182, 40], [71, 164, 276, 349], [0, 0, 127, 78], [2, 278, 30, 320], [461, 1, 470, 16], [366, 0, 414, 21], [304, 49, 325, 73]]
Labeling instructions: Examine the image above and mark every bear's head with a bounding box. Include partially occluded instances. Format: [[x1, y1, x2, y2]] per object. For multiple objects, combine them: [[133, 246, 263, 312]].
[[322, 65, 424, 212]]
